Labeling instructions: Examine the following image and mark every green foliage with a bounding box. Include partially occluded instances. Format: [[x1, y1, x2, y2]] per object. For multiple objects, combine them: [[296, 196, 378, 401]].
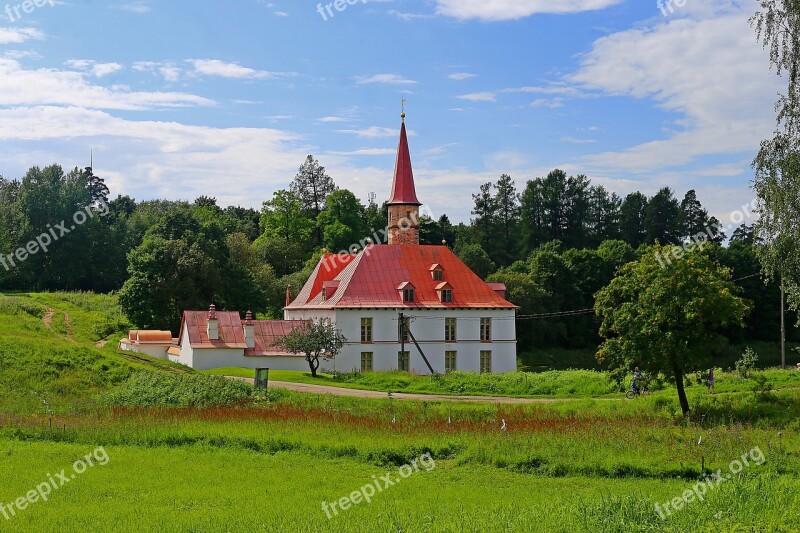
[[102, 372, 253, 408], [595, 244, 750, 414], [736, 347, 759, 378], [751, 2, 800, 321], [454, 242, 496, 280], [275, 319, 346, 376], [317, 189, 365, 252], [751, 373, 776, 403]]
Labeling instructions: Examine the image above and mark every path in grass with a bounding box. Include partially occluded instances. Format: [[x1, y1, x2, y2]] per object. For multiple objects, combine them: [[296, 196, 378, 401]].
[[231, 377, 608, 403]]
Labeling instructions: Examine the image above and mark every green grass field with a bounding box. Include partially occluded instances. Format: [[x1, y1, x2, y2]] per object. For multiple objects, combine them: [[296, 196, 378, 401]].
[[2, 292, 800, 531]]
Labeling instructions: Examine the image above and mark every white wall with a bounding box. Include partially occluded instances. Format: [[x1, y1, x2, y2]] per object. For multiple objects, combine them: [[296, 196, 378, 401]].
[[119, 340, 171, 359], [319, 308, 516, 375]]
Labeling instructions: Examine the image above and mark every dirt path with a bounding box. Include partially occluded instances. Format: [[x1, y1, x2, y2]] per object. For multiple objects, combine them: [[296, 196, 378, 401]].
[[41, 307, 77, 344], [42, 308, 54, 330], [231, 377, 587, 404]]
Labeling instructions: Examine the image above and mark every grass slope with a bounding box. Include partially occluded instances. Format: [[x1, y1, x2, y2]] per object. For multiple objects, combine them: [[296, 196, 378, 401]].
[[0, 292, 192, 414]]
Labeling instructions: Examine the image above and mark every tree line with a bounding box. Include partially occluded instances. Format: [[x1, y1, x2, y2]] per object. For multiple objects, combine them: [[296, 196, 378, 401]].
[[0, 157, 794, 350]]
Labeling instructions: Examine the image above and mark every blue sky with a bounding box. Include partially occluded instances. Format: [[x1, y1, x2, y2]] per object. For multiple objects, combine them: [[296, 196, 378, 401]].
[[0, 0, 779, 224]]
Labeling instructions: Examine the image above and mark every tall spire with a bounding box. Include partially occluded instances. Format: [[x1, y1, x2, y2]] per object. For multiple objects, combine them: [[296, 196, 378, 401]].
[[388, 112, 421, 207], [387, 109, 422, 245]]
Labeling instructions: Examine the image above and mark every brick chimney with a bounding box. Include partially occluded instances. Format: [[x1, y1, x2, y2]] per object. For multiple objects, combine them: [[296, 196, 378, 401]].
[[243, 310, 255, 349], [207, 304, 219, 341]]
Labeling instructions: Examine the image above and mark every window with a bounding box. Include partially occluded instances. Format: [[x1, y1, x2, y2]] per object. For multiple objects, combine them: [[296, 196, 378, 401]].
[[360, 318, 373, 343], [480, 318, 492, 342], [440, 289, 453, 303], [398, 316, 410, 342], [398, 351, 410, 372], [403, 288, 415, 303], [480, 351, 492, 374], [321, 288, 327, 300], [433, 269, 444, 281], [445, 351, 457, 372], [445, 318, 457, 342], [361, 352, 373, 372]]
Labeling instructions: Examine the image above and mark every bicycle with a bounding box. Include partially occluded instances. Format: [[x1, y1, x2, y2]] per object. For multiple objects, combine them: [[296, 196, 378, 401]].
[[625, 382, 649, 400]]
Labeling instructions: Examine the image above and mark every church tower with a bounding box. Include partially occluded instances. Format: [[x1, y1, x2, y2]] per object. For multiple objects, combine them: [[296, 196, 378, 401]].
[[387, 111, 422, 245]]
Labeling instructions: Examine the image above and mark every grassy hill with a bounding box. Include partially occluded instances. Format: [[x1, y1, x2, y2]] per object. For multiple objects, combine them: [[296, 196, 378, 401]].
[[0, 292, 191, 414]]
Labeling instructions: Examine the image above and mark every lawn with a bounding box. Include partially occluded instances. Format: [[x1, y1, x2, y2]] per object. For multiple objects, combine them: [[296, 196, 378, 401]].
[[3, 292, 800, 531], [204, 365, 800, 401], [1, 438, 796, 532]]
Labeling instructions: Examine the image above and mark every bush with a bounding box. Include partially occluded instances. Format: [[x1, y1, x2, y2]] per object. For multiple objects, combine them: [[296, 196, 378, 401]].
[[736, 347, 759, 379], [102, 372, 253, 408]]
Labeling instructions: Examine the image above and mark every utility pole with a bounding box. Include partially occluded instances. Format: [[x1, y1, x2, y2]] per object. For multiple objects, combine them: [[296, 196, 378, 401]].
[[781, 272, 786, 370]]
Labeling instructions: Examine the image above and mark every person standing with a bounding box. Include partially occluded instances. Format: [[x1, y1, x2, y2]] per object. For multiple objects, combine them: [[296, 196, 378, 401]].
[[707, 367, 715, 393]]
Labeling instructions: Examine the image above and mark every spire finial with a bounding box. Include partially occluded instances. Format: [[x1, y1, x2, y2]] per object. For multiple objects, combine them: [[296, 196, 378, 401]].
[[401, 97, 406, 122]]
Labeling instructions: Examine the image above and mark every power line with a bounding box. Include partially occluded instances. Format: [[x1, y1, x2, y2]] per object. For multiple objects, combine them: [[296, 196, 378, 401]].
[[393, 273, 764, 323]]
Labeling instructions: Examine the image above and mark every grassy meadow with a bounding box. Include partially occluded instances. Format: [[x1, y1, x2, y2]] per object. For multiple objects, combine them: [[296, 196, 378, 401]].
[[1, 292, 799, 531]]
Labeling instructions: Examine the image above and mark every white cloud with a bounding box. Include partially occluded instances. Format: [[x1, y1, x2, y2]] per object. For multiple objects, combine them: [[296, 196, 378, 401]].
[[0, 59, 211, 110], [133, 61, 182, 82], [530, 97, 564, 108], [388, 10, 434, 21], [328, 148, 396, 156], [354, 73, 417, 85], [457, 91, 496, 102], [0, 106, 311, 207], [116, 1, 151, 14], [66, 60, 123, 78], [435, 0, 623, 21], [335, 126, 399, 138], [189, 59, 292, 80], [567, 8, 780, 174], [449, 72, 477, 81], [0, 27, 43, 44]]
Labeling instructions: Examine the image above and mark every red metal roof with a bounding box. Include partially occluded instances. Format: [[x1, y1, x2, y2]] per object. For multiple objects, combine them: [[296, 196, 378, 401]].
[[180, 311, 248, 349], [288, 253, 356, 308], [288, 245, 518, 310], [179, 311, 304, 355], [388, 122, 421, 206], [246, 320, 303, 357]]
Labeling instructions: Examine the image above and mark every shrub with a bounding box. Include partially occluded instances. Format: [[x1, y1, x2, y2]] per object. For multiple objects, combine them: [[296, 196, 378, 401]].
[[736, 347, 759, 378], [102, 372, 253, 408]]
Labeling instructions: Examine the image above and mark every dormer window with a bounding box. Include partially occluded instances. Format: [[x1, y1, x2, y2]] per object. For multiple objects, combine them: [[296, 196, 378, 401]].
[[429, 264, 444, 281], [435, 282, 454, 303], [322, 281, 340, 302], [397, 282, 415, 303]]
